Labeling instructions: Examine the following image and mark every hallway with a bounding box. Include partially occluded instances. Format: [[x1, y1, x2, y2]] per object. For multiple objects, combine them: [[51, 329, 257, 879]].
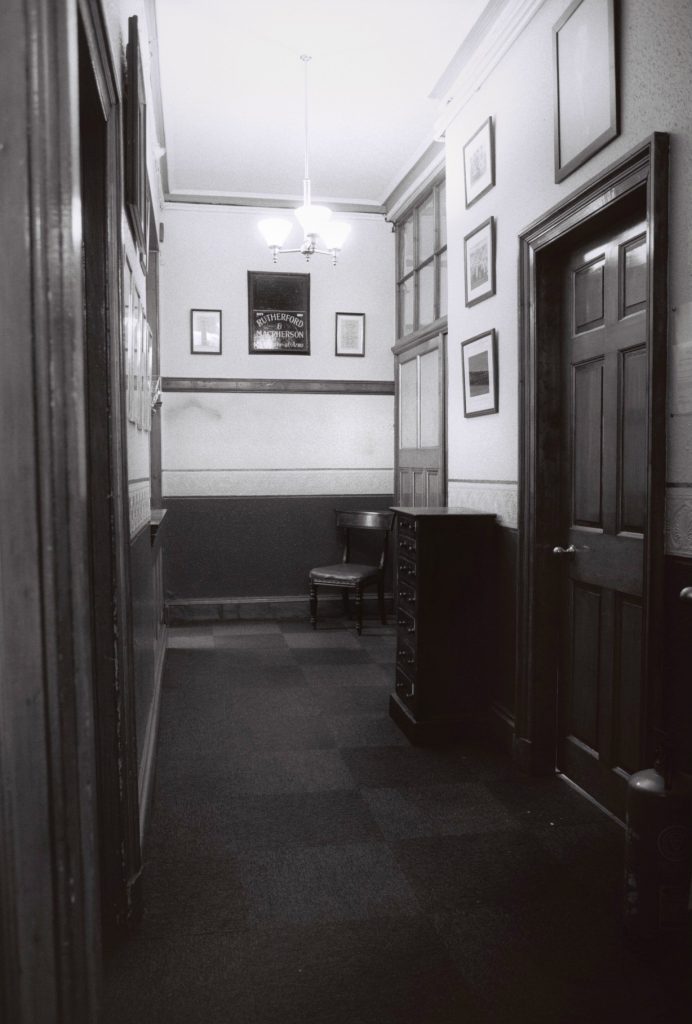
[[104, 620, 690, 1024]]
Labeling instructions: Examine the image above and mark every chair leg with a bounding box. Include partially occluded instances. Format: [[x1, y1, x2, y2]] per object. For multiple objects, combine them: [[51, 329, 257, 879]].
[[378, 580, 387, 625], [310, 583, 318, 629], [355, 586, 363, 636], [342, 590, 349, 619]]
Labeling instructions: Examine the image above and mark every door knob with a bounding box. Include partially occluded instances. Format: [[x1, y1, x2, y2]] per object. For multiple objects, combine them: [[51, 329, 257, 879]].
[[552, 544, 576, 557], [681, 587, 692, 603]]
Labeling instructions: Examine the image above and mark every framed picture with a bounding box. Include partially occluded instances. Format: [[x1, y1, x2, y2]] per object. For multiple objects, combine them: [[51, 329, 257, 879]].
[[461, 330, 498, 417], [464, 217, 495, 307], [123, 256, 133, 422], [463, 117, 495, 207], [139, 176, 152, 275], [335, 312, 365, 357], [553, 0, 618, 183], [125, 16, 147, 254], [191, 309, 222, 355], [129, 286, 141, 425], [248, 271, 310, 354]]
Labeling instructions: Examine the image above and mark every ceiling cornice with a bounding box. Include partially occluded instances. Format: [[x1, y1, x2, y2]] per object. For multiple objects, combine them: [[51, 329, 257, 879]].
[[384, 143, 446, 222], [433, 0, 548, 140]]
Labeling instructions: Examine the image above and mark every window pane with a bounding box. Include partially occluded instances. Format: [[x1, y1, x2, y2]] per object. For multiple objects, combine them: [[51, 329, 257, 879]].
[[399, 279, 414, 337], [420, 348, 440, 448], [418, 262, 435, 327], [399, 357, 418, 449], [438, 182, 447, 248], [400, 215, 414, 276], [418, 194, 435, 263], [439, 250, 448, 318]]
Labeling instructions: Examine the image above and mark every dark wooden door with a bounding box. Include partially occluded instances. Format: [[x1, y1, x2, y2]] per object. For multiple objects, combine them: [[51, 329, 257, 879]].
[[396, 332, 446, 506], [557, 208, 649, 817]]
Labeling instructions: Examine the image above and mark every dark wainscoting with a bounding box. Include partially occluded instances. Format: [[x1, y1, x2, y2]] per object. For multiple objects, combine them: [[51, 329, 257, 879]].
[[664, 555, 692, 775], [130, 524, 156, 760], [163, 494, 396, 620]]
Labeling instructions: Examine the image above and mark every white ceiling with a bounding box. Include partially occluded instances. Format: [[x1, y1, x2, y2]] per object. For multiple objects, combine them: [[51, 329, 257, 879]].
[[154, 0, 490, 207]]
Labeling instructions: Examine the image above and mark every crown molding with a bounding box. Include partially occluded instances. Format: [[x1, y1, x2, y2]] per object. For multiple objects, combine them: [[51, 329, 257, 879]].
[[433, 0, 548, 140]]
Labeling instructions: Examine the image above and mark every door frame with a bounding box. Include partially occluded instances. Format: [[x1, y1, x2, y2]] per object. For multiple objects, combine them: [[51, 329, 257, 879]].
[[515, 134, 669, 777], [78, 0, 142, 940]]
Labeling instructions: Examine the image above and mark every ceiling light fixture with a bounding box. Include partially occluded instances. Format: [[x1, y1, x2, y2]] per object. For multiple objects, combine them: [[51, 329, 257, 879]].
[[259, 55, 350, 267]]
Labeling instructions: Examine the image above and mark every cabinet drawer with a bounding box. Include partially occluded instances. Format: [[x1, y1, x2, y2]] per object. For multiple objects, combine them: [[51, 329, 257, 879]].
[[397, 557, 417, 582], [398, 534, 416, 558], [396, 606, 416, 641], [396, 640, 416, 675], [395, 666, 416, 707], [398, 515, 416, 537], [397, 579, 417, 613]]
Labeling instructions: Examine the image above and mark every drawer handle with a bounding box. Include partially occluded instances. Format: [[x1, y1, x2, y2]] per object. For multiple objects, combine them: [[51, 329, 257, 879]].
[[397, 616, 415, 633], [398, 589, 416, 604], [396, 678, 416, 699], [397, 648, 415, 666]]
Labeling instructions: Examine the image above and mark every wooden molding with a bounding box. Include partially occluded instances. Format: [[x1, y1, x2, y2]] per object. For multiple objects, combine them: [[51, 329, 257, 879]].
[[162, 376, 395, 396]]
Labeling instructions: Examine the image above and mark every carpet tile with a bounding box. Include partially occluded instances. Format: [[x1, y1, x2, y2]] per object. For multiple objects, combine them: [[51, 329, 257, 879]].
[[104, 619, 692, 1024]]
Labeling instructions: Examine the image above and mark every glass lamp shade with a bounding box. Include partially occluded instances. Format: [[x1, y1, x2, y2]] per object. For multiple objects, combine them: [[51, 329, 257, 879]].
[[295, 203, 332, 238], [321, 220, 351, 252], [258, 218, 292, 249]]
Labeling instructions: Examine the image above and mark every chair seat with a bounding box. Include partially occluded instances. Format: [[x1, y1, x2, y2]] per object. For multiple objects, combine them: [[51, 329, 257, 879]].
[[309, 563, 379, 586]]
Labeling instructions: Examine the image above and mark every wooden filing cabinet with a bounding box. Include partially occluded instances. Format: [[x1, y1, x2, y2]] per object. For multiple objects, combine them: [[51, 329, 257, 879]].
[[389, 506, 497, 744]]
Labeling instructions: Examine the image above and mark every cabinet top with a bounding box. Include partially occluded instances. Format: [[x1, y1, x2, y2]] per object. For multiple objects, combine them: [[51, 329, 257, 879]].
[[390, 506, 496, 519]]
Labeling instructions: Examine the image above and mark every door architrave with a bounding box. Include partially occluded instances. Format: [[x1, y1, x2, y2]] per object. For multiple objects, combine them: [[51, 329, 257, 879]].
[[78, 0, 142, 940], [515, 134, 669, 777]]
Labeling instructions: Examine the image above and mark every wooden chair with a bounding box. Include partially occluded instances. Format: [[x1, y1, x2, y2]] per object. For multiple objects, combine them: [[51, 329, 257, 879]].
[[309, 510, 395, 635]]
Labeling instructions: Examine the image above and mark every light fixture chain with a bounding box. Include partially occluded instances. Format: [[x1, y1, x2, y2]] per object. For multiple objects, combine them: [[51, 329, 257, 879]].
[[301, 54, 311, 202]]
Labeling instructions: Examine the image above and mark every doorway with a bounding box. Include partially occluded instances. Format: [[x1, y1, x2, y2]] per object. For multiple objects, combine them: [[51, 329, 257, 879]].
[[516, 136, 669, 818], [394, 331, 447, 506]]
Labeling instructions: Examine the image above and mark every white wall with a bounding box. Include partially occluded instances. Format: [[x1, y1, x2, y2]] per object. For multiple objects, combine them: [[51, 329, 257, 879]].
[[159, 205, 396, 496], [444, 0, 692, 549]]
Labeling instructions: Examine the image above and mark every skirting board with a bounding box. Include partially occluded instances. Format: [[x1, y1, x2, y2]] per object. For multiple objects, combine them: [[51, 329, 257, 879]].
[[138, 624, 167, 840], [166, 592, 394, 625]]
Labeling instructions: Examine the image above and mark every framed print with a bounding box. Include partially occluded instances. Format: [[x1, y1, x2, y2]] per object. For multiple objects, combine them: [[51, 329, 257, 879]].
[[464, 217, 495, 307], [123, 256, 133, 422], [463, 117, 495, 207], [248, 271, 310, 354], [191, 309, 222, 355], [335, 312, 365, 357], [461, 330, 498, 417], [137, 305, 146, 430], [553, 0, 618, 183], [140, 176, 152, 275], [125, 16, 147, 254], [129, 286, 141, 425]]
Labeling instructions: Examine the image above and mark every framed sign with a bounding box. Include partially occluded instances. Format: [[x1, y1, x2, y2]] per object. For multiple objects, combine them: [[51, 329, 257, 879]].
[[461, 330, 498, 417], [247, 271, 310, 354], [464, 217, 495, 307], [553, 0, 618, 183], [335, 312, 365, 357], [191, 309, 222, 354], [125, 16, 147, 254], [463, 117, 495, 207]]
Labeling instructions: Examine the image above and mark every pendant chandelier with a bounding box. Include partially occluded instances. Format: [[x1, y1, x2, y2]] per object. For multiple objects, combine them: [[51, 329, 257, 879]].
[[258, 55, 350, 266]]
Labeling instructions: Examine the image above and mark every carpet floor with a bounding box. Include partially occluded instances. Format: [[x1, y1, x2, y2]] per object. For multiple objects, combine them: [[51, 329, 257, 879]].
[[103, 619, 691, 1023]]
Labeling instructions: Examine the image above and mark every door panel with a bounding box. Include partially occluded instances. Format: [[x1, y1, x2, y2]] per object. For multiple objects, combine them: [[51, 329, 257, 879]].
[[558, 211, 649, 816], [395, 332, 446, 507]]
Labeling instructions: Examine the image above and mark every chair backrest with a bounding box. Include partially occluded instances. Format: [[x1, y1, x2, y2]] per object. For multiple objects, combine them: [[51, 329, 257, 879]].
[[335, 509, 395, 570]]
